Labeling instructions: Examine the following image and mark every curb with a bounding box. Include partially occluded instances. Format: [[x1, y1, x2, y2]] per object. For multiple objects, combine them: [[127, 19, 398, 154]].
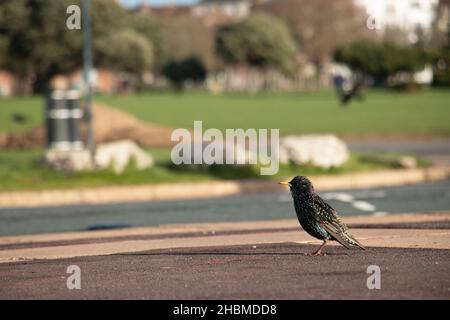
[[1, 228, 450, 264], [0, 165, 449, 208]]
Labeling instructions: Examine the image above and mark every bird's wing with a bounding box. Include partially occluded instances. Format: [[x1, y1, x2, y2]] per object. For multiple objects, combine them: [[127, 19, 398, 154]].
[[312, 195, 365, 250]]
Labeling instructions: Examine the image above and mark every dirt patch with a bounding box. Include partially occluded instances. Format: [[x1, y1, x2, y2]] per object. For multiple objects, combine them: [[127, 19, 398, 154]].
[[0, 103, 176, 149], [0, 126, 45, 150]]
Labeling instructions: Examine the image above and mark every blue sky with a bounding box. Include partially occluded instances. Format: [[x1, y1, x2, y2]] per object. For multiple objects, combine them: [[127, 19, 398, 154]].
[[119, 0, 199, 8]]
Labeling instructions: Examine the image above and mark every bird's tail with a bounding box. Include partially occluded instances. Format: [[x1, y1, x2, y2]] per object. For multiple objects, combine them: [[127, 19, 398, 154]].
[[324, 226, 366, 250], [339, 233, 366, 250], [348, 235, 366, 250]]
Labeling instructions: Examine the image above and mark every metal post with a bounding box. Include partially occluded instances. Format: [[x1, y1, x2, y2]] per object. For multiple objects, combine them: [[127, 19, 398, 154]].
[[82, 0, 94, 156]]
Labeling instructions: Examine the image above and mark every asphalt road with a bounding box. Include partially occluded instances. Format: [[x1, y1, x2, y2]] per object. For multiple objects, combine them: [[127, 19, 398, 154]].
[[1, 180, 450, 236], [0, 242, 448, 299]]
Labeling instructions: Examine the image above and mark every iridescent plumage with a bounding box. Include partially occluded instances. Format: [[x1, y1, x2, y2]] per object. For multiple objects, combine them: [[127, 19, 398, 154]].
[[281, 176, 365, 255]]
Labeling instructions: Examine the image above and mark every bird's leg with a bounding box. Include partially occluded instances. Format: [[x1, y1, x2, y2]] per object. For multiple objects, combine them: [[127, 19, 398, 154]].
[[312, 240, 327, 256]]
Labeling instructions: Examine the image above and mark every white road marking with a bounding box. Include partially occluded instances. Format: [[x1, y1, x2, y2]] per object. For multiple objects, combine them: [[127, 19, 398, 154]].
[[352, 201, 376, 212], [282, 190, 390, 216], [321, 193, 354, 203]]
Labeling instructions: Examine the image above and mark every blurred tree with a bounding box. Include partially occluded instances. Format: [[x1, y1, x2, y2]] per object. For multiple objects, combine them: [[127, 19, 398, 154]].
[[432, 24, 450, 86], [429, 1, 450, 49], [0, 0, 28, 72], [215, 13, 297, 74], [162, 56, 206, 90], [215, 24, 247, 65], [96, 29, 153, 75], [161, 14, 217, 71], [334, 41, 382, 76], [0, 36, 7, 66], [258, 0, 371, 68], [27, 0, 85, 93], [433, 50, 450, 86], [0, 0, 159, 93], [383, 26, 413, 47], [0, 0, 50, 93], [129, 12, 166, 71], [334, 40, 431, 85]]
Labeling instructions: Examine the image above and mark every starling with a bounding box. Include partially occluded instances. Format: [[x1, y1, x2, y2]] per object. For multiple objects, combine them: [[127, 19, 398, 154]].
[[279, 176, 365, 256]]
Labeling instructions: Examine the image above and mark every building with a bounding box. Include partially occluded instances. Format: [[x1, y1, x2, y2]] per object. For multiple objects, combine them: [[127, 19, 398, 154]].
[[354, 0, 439, 42], [435, 0, 450, 34], [50, 69, 124, 94], [192, 0, 252, 20]]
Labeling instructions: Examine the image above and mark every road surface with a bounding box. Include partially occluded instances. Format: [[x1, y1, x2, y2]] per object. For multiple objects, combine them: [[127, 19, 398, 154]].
[[0, 242, 448, 299], [0, 180, 450, 236]]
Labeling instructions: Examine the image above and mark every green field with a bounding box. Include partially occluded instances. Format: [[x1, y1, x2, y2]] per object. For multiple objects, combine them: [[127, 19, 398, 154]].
[[99, 89, 450, 136], [1, 89, 450, 136], [0, 96, 42, 133]]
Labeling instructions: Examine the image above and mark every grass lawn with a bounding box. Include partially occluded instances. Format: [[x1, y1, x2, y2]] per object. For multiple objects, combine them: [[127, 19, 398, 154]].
[[0, 148, 422, 192], [1, 89, 450, 137], [98, 89, 450, 137], [0, 96, 42, 133]]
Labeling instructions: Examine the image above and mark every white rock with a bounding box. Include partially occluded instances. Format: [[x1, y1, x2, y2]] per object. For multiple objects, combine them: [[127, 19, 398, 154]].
[[279, 134, 349, 168], [44, 149, 93, 172], [398, 156, 417, 169], [94, 140, 154, 174]]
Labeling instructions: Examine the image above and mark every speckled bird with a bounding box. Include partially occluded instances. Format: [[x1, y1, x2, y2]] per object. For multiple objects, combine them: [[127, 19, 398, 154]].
[[279, 176, 365, 256]]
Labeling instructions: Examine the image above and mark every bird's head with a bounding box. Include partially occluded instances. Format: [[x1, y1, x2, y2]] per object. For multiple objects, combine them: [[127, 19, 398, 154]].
[[279, 176, 314, 194]]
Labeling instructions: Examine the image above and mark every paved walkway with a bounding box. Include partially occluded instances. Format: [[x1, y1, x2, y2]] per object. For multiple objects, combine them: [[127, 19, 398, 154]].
[[0, 243, 449, 299], [0, 212, 449, 299], [0, 212, 449, 263]]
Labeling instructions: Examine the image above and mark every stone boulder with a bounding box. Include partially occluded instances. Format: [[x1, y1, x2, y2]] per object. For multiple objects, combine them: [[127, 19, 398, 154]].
[[44, 140, 154, 174], [44, 149, 93, 173], [279, 134, 349, 168], [94, 140, 154, 174]]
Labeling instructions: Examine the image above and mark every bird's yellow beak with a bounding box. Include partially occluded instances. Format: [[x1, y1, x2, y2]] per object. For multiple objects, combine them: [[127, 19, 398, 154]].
[[278, 181, 289, 186]]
